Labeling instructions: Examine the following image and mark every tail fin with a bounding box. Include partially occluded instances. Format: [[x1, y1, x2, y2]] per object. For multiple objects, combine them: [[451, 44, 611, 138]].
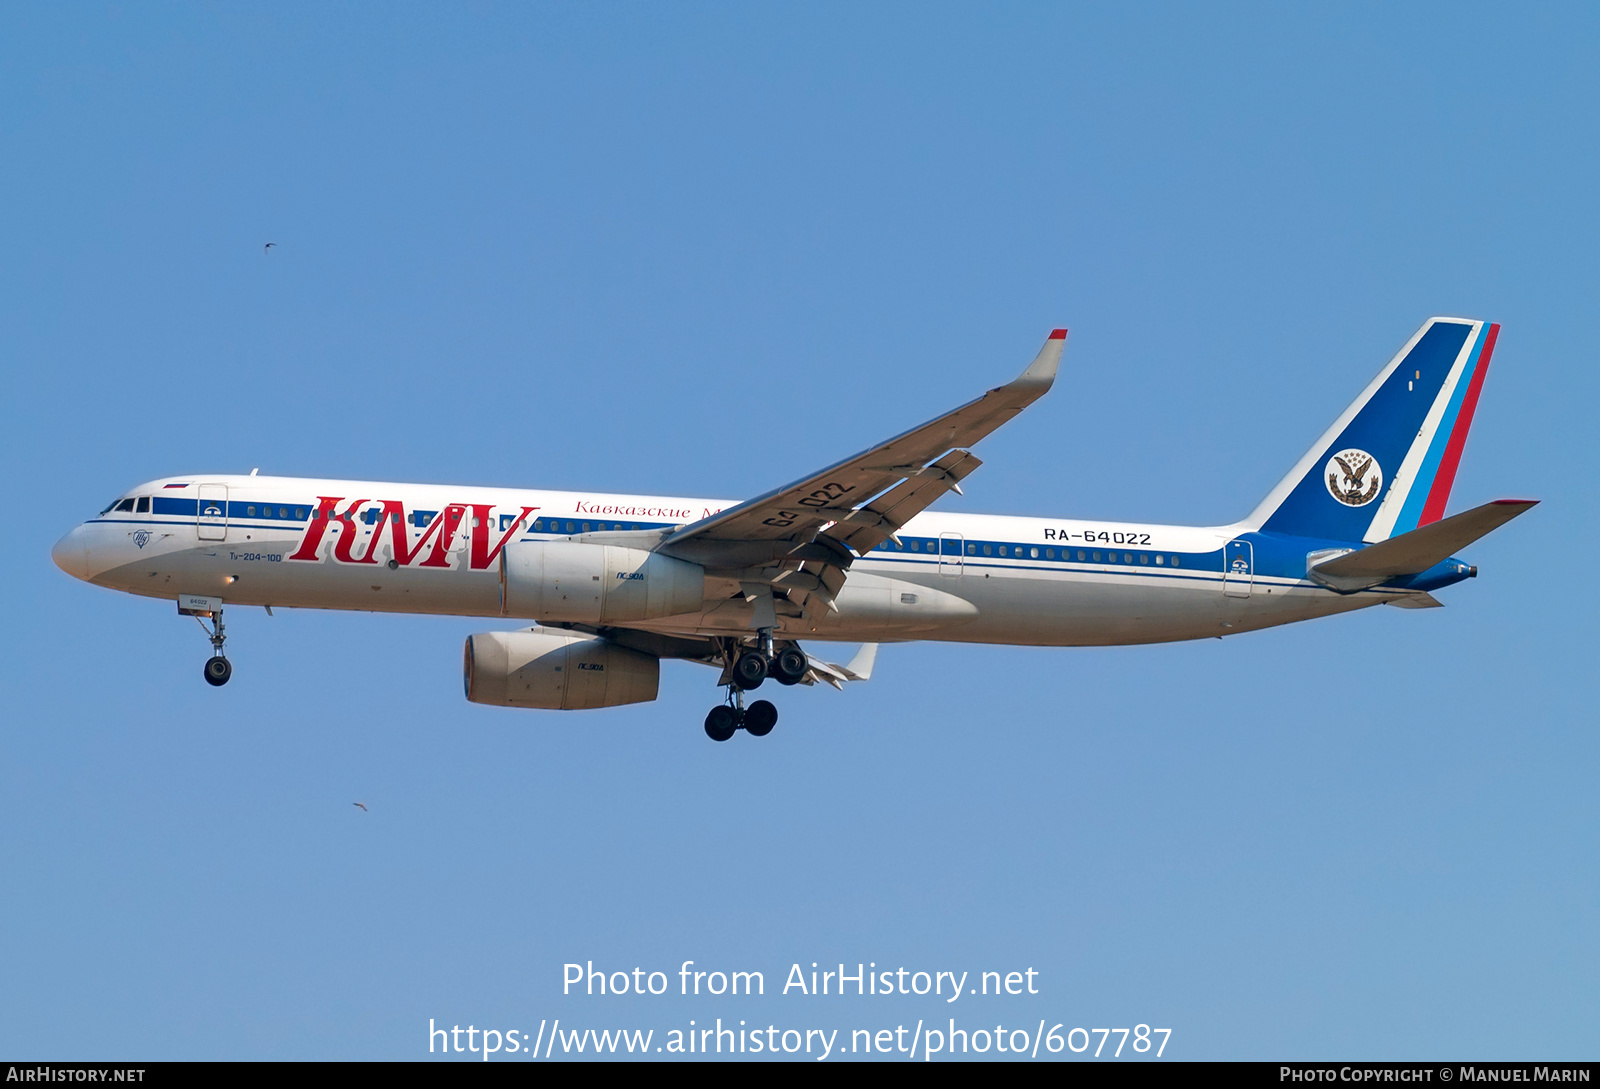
[[1245, 317, 1499, 543]]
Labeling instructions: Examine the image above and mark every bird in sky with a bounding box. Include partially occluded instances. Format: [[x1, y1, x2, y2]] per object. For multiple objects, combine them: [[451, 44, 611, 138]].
[[353, 802, 368, 811], [264, 242, 276, 254]]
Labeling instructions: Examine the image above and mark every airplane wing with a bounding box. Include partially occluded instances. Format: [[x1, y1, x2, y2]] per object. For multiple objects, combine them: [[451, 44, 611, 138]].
[[656, 329, 1066, 620]]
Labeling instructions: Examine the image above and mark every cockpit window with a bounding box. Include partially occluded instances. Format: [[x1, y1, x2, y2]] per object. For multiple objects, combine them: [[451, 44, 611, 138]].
[[134, 497, 150, 513], [100, 498, 121, 514], [114, 499, 135, 513]]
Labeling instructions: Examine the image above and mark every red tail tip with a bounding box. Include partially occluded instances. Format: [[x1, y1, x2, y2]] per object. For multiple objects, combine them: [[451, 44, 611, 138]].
[[1049, 328, 1068, 340]]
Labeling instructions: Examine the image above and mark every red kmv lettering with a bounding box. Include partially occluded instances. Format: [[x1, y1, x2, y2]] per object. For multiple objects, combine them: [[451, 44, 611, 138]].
[[289, 498, 536, 570], [354, 499, 470, 567], [416, 504, 468, 568], [468, 505, 538, 570], [289, 497, 368, 562]]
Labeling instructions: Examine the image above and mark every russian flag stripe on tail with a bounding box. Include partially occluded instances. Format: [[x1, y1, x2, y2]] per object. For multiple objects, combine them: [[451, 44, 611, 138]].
[[1415, 322, 1498, 527]]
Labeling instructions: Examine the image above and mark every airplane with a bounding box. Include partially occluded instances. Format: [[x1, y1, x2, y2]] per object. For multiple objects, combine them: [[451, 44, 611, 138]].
[[52, 317, 1534, 742]]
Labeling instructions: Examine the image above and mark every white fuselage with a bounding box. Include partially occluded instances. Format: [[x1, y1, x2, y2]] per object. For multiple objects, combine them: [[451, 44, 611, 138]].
[[54, 474, 1405, 648]]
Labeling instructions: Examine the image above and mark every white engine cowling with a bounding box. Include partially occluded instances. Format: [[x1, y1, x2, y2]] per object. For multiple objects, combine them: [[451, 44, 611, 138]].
[[499, 541, 704, 624], [464, 629, 659, 710]]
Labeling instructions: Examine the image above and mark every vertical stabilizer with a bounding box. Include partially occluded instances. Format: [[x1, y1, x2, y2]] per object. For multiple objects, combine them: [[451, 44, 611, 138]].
[[1245, 318, 1499, 543]]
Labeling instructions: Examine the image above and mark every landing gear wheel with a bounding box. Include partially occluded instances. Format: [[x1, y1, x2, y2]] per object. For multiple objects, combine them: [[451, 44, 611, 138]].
[[743, 699, 778, 737], [192, 606, 231, 687], [732, 651, 769, 691], [704, 705, 738, 742], [203, 656, 232, 687], [772, 647, 808, 686]]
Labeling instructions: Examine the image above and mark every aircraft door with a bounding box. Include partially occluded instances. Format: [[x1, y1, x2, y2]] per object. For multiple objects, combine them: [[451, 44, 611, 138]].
[[1223, 539, 1253, 597], [197, 484, 228, 541], [939, 532, 963, 577]]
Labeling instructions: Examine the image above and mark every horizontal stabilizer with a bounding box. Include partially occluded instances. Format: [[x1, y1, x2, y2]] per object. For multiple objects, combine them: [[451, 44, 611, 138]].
[[1313, 499, 1537, 581]]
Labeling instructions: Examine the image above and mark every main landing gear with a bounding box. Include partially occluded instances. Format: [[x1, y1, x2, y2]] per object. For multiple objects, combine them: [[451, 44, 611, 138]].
[[730, 645, 808, 690], [703, 690, 779, 742], [196, 607, 232, 687], [703, 633, 805, 742]]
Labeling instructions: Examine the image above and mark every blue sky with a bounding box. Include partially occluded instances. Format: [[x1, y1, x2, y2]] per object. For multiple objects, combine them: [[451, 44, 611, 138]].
[[2, 3, 1595, 1060]]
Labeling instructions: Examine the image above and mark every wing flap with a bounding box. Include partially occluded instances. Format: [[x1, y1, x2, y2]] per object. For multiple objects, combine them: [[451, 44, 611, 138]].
[[806, 643, 878, 688], [828, 450, 982, 555]]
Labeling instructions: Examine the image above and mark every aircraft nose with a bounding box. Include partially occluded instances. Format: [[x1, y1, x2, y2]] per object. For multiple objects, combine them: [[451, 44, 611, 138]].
[[51, 525, 94, 582]]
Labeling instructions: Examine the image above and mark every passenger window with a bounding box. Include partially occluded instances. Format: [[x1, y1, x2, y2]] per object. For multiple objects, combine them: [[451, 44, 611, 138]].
[[135, 497, 150, 513], [1140, 554, 1148, 564], [1172, 556, 1181, 567], [566, 521, 575, 533], [1030, 547, 1039, 559], [966, 544, 975, 555], [1078, 550, 1086, 561], [1093, 551, 1102, 562], [982, 545, 992, 556], [296, 508, 306, 519], [247, 506, 257, 516], [1155, 555, 1164, 565], [997, 545, 1006, 557], [1045, 548, 1054, 559]]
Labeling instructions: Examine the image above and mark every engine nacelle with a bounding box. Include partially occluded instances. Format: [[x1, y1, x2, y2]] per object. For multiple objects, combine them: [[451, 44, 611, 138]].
[[464, 629, 659, 710], [499, 541, 704, 624]]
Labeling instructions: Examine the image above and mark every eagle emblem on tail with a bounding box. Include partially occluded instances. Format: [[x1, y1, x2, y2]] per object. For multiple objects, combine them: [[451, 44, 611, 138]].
[[1325, 449, 1383, 507]]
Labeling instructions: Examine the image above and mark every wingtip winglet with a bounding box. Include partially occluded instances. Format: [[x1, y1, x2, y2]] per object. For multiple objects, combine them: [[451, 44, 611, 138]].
[[1013, 328, 1066, 390]]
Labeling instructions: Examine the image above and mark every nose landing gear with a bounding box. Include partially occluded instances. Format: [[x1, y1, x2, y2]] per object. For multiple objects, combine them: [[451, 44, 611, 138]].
[[193, 606, 232, 687]]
